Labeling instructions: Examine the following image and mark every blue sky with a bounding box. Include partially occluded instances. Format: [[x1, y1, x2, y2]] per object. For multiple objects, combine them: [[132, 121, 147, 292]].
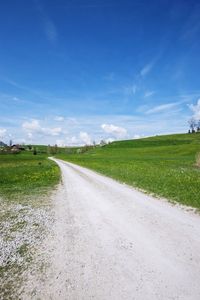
[[0, 0, 200, 145]]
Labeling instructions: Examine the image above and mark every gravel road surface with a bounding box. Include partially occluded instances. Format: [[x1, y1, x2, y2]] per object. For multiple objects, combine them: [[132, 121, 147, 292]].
[[31, 158, 200, 300]]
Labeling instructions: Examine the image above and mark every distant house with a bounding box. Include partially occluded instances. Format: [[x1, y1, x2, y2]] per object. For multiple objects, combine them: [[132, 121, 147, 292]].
[[10, 144, 25, 153], [10, 145, 20, 153]]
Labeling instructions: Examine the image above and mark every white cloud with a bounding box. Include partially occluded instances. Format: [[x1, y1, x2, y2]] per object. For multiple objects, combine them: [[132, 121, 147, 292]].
[[101, 124, 127, 138], [0, 128, 7, 138], [56, 139, 65, 147], [144, 91, 155, 98], [146, 102, 180, 114], [14, 138, 26, 144], [65, 136, 80, 146], [133, 134, 141, 139], [71, 136, 79, 144], [2, 105, 190, 146], [27, 132, 33, 139], [22, 119, 62, 136], [44, 127, 62, 136], [189, 99, 200, 120], [79, 132, 92, 145], [22, 119, 41, 131], [54, 116, 65, 121], [105, 137, 115, 143], [140, 62, 154, 76]]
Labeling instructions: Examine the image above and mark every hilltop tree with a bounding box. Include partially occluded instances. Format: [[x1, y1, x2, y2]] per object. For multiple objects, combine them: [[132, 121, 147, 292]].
[[188, 118, 196, 133], [100, 140, 106, 146], [197, 120, 200, 132], [188, 117, 200, 133]]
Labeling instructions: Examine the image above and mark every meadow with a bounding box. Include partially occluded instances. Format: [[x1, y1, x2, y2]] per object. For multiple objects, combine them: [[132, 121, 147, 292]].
[[0, 151, 60, 202], [56, 133, 200, 209]]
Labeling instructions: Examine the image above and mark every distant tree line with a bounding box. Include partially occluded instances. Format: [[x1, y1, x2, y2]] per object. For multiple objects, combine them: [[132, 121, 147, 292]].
[[47, 144, 58, 155], [0, 138, 110, 156]]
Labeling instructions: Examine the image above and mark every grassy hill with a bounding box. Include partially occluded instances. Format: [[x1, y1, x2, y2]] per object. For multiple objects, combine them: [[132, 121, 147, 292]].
[[56, 133, 200, 209]]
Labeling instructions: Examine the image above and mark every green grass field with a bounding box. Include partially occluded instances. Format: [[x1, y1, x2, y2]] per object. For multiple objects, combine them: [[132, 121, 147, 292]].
[[56, 133, 200, 209], [0, 152, 60, 202]]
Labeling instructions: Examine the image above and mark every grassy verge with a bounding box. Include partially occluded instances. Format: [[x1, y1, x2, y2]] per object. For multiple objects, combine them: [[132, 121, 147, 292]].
[[0, 152, 60, 202], [0, 152, 60, 298], [56, 133, 200, 209]]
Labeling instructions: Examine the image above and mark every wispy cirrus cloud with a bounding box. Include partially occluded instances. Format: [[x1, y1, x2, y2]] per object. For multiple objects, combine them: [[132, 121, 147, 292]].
[[0, 91, 37, 108], [144, 90, 155, 98], [145, 102, 181, 114], [180, 4, 200, 42], [122, 58, 156, 98], [123, 84, 137, 96], [44, 19, 57, 43], [34, 0, 57, 43], [0, 77, 43, 98], [140, 62, 154, 77], [1, 77, 30, 91]]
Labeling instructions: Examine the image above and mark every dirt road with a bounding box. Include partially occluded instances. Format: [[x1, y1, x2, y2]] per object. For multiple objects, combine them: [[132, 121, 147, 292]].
[[29, 158, 200, 299]]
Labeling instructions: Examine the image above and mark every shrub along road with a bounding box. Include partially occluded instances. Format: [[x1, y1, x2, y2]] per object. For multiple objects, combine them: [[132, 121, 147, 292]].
[[26, 158, 200, 300]]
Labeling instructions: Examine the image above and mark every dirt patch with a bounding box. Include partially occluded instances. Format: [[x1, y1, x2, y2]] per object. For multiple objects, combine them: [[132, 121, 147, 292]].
[[0, 192, 55, 299], [195, 152, 200, 167]]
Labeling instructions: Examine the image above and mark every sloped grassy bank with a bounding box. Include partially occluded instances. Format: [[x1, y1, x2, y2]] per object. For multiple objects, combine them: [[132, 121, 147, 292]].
[[56, 133, 200, 210], [0, 152, 60, 299]]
